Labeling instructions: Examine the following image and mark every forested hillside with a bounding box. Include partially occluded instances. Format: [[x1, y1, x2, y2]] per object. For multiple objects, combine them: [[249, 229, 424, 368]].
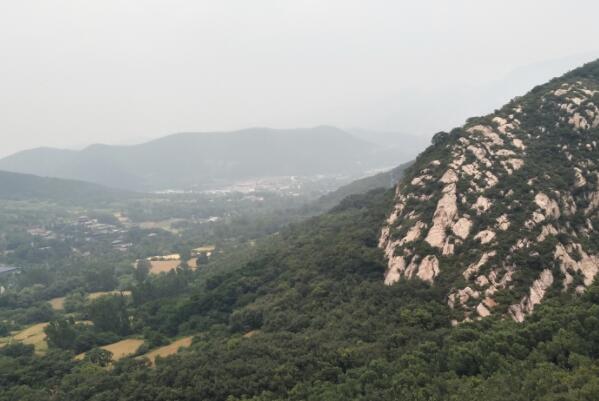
[[312, 161, 411, 212], [1, 188, 599, 400], [2, 61, 599, 401], [379, 58, 599, 323], [0, 170, 129, 203]]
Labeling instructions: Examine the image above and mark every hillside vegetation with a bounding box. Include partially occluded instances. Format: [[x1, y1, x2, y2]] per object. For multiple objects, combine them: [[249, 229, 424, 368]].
[[0, 170, 129, 204], [380, 58, 599, 323], [2, 61, 599, 400], [1, 187, 599, 400]]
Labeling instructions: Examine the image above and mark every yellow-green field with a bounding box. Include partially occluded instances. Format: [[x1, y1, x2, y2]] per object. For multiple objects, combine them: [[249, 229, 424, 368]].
[[48, 297, 66, 310], [140, 336, 193, 366], [10, 323, 49, 354], [49, 291, 132, 310], [75, 338, 144, 361], [4, 320, 95, 354], [243, 330, 260, 338], [192, 245, 215, 254], [139, 218, 184, 233], [148, 260, 181, 274]]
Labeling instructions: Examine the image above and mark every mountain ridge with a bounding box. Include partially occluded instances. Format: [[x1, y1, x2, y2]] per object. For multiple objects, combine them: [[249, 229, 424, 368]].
[[379, 58, 599, 323], [0, 126, 404, 191]]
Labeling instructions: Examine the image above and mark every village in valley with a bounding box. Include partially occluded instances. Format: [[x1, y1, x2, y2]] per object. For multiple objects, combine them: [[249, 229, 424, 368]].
[[0, 181, 325, 364]]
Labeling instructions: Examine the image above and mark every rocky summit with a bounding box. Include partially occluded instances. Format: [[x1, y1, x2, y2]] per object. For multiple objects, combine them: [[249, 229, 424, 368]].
[[379, 60, 599, 323]]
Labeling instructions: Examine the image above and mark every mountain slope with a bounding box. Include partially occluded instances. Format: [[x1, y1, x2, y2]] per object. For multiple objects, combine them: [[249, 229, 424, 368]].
[[313, 160, 412, 212], [5, 178, 599, 400], [0, 126, 397, 191], [0, 170, 129, 203], [379, 58, 599, 323]]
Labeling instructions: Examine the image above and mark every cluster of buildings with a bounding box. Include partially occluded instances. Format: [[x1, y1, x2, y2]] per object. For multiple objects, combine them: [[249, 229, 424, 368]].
[[26, 228, 56, 240], [0, 266, 21, 294], [76, 216, 132, 251], [24, 215, 134, 253], [0, 266, 20, 276]]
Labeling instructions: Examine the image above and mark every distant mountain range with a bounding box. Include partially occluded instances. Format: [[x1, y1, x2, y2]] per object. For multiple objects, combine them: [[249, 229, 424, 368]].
[[0, 170, 128, 203], [0, 126, 414, 192]]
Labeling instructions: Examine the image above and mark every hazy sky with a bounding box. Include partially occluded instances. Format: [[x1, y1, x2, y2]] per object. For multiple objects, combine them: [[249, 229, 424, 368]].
[[1, 0, 598, 157]]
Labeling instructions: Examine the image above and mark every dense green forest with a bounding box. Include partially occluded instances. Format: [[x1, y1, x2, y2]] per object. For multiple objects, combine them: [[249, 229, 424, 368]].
[[0, 170, 131, 204], [0, 187, 598, 400]]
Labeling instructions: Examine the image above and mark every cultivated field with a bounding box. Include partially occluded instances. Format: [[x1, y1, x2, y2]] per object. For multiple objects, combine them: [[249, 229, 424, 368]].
[[140, 336, 193, 366], [139, 218, 184, 233], [5, 321, 94, 353], [48, 291, 131, 310], [76, 338, 144, 361], [149, 260, 181, 274], [243, 330, 260, 338], [48, 296, 66, 310], [192, 245, 215, 254], [12, 322, 49, 354]]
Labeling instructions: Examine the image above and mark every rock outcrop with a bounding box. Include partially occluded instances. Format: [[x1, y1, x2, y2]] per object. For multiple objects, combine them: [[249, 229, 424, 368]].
[[379, 64, 599, 322]]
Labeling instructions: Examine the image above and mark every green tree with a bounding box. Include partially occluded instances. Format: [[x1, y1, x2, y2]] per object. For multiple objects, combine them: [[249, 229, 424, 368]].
[[134, 259, 150, 283], [196, 252, 209, 265], [88, 295, 130, 336], [84, 347, 113, 367], [45, 318, 78, 349]]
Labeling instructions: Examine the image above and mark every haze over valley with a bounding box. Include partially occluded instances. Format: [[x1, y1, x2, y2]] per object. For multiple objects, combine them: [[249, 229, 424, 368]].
[[2, 2, 599, 400], [0, 126, 413, 193]]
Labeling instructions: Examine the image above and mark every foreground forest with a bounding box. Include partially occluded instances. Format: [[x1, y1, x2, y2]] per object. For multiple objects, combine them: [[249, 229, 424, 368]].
[[0, 187, 599, 400]]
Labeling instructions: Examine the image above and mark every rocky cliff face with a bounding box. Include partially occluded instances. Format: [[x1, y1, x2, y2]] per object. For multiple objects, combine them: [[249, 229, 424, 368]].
[[379, 60, 599, 323]]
